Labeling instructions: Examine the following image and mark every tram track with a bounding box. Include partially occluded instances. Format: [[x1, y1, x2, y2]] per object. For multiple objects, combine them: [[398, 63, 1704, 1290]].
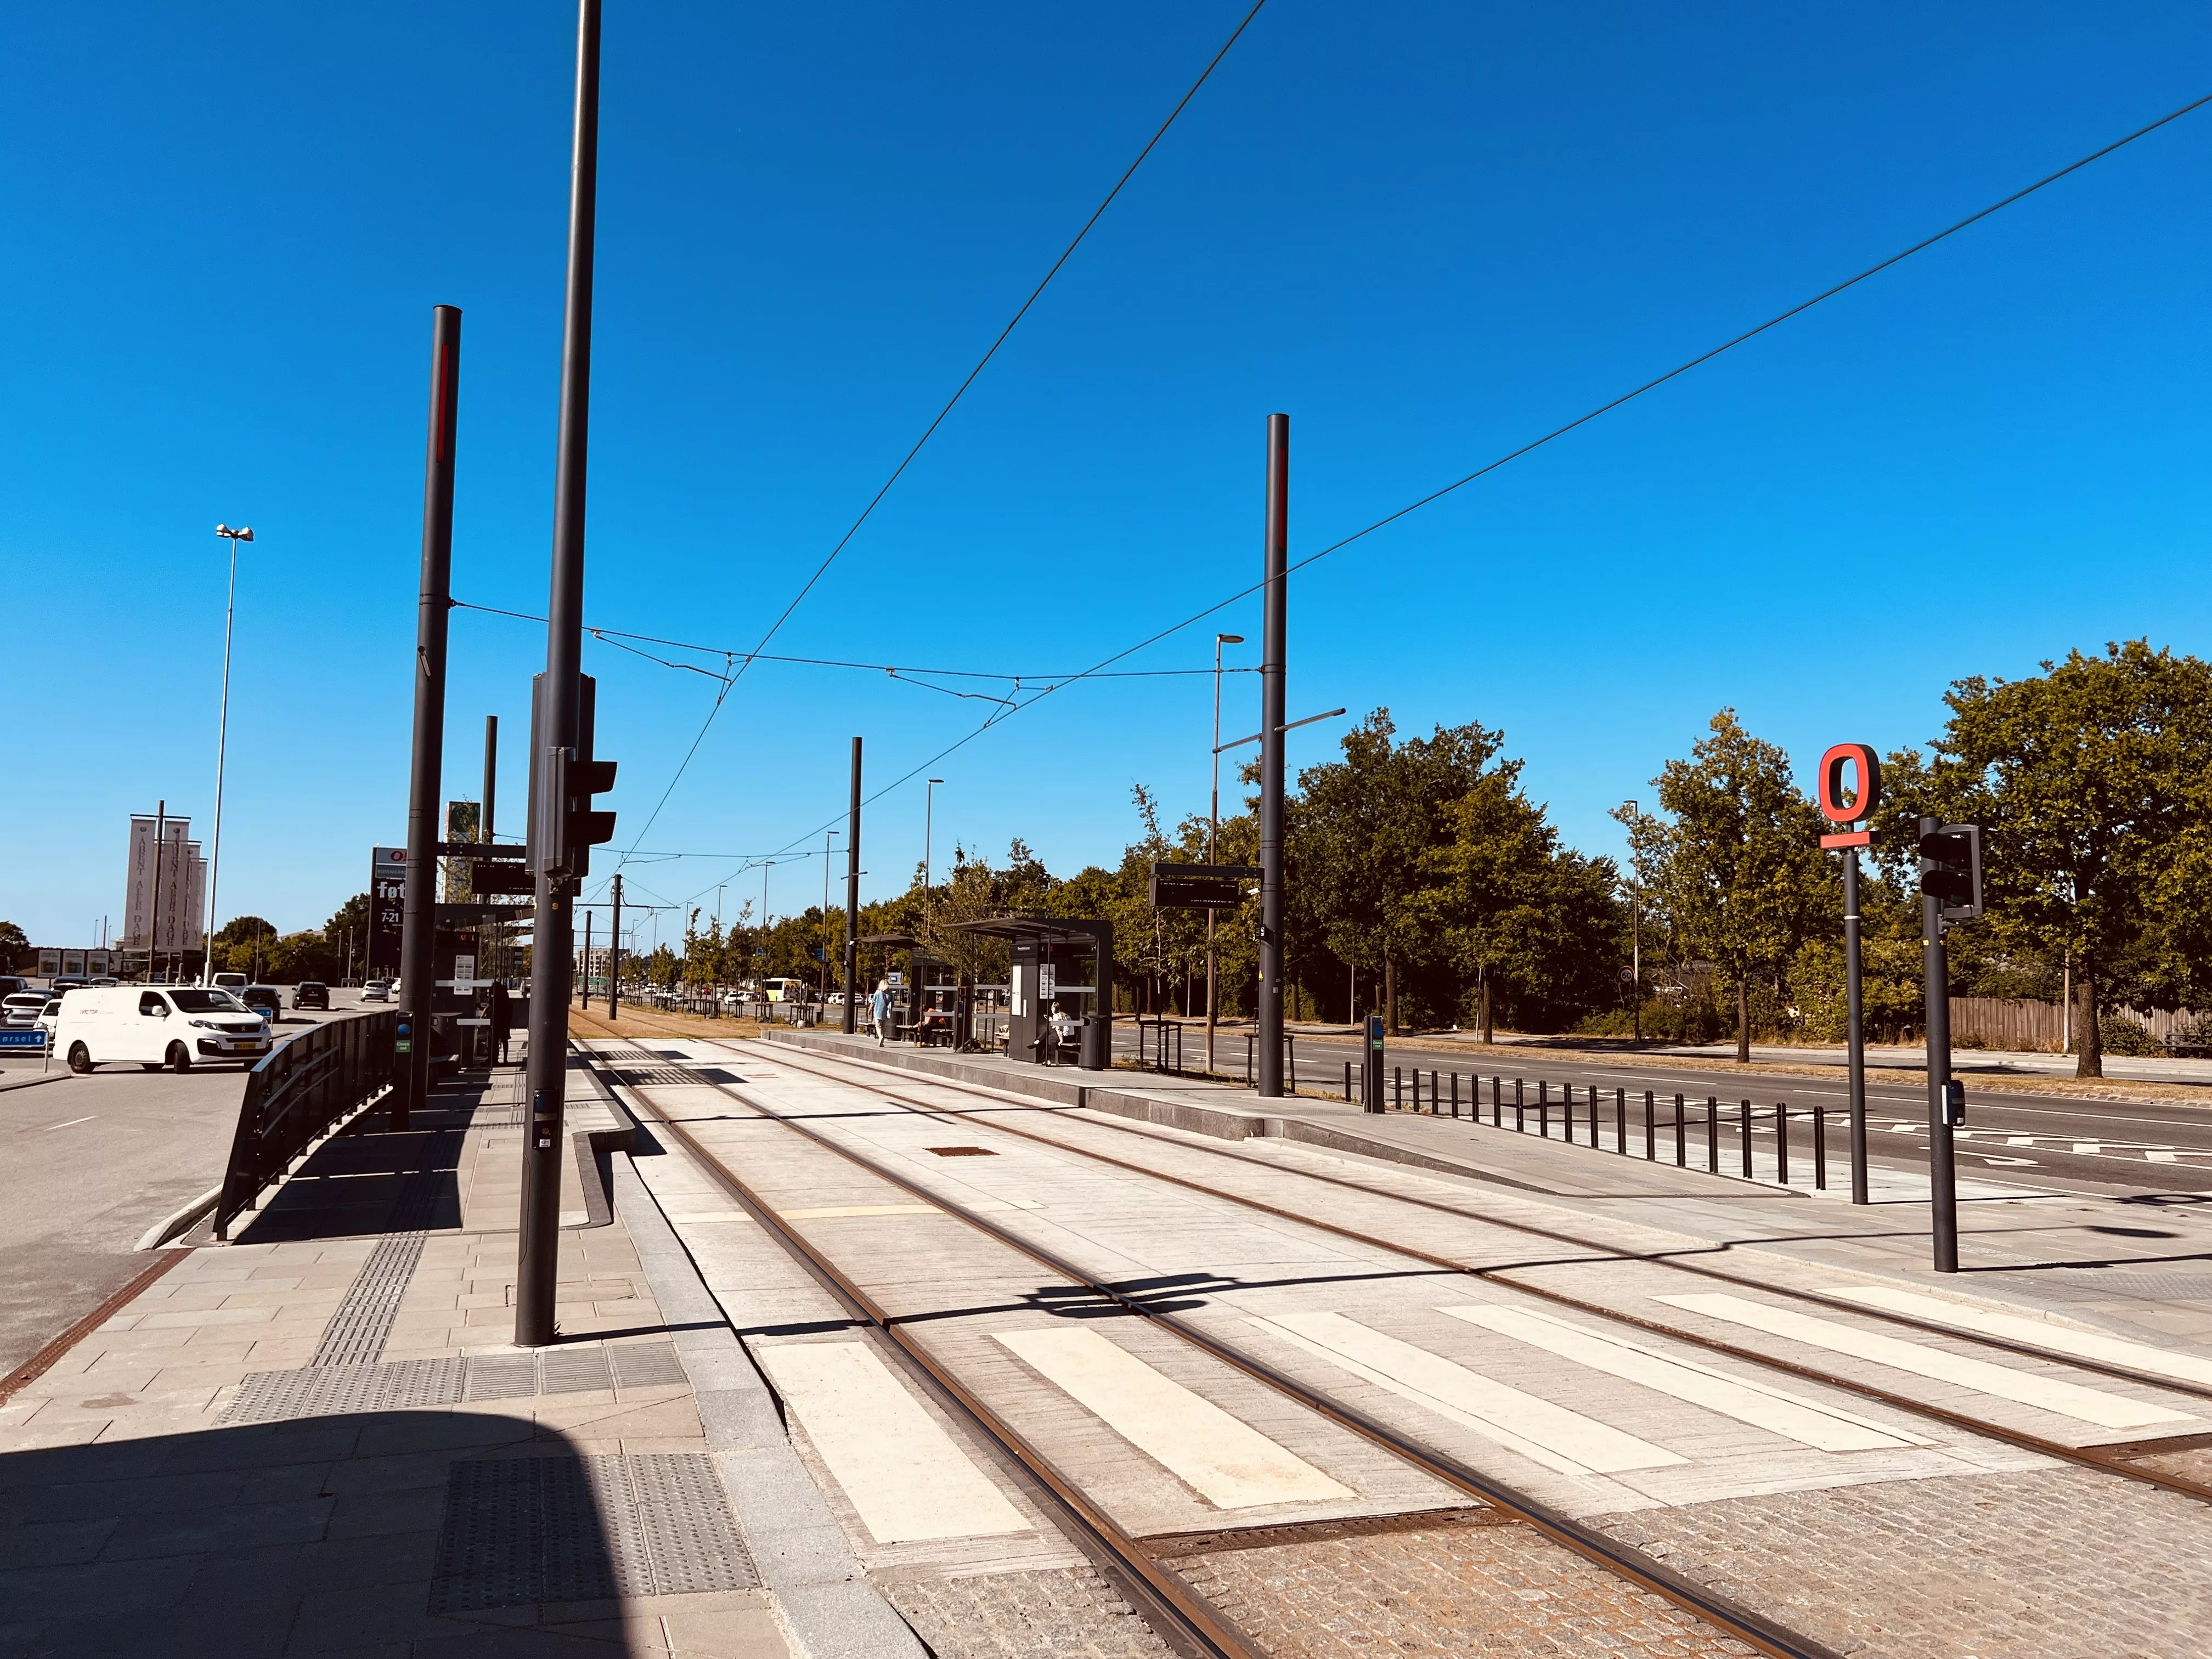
[[741, 1039, 2212, 1506], [585, 1042, 1851, 1659]]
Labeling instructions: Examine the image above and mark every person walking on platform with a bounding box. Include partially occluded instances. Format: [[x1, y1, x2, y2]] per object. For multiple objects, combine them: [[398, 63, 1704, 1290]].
[[487, 979, 513, 1064], [871, 980, 891, 1047]]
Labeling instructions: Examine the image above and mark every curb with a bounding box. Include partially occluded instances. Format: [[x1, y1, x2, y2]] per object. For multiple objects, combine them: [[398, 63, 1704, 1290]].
[[0, 1069, 71, 1095], [135, 1183, 224, 1251]]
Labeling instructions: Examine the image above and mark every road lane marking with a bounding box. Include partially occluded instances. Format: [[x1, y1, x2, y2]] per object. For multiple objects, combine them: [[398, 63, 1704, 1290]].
[[776, 1199, 1044, 1220], [39, 1116, 98, 1132], [2073, 1142, 2103, 1154], [995, 1325, 1353, 1508], [754, 1341, 1031, 1543], [1441, 1304, 1920, 1452], [1823, 1285, 2212, 1390], [1248, 1310, 1683, 1476], [1655, 1293, 2191, 1430], [2146, 1150, 2178, 1163]]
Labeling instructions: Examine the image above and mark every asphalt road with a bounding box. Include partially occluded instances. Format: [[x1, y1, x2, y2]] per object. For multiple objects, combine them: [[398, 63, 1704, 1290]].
[[0, 992, 379, 1378], [1110, 1023, 2212, 1198]]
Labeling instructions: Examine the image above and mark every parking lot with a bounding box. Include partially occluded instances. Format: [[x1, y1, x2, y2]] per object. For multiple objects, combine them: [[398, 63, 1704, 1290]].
[[0, 989, 381, 1378]]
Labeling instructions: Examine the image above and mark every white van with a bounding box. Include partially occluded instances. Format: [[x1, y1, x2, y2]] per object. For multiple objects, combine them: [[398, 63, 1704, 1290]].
[[57, 986, 272, 1074], [212, 972, 248, 993]]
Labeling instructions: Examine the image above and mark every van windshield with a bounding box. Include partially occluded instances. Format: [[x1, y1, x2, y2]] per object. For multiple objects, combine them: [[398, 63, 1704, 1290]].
[[171, 990, 249, 1013]]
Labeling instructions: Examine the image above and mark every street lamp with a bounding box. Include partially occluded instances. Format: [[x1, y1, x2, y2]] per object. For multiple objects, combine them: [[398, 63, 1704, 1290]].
[[924, 779, 945, 921], [1206, 634, 1244, 1075], [1622, 798, 1641, 1045], [203, 524, 253, 985]]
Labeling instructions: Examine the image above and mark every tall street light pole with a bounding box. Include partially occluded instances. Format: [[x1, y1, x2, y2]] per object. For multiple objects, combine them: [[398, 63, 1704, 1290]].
[[1622, 799, 1640, 1046], [843, 737, 862, 1034], [1206, 632, 1244, 1076], [821, 829, 838, 1000], [204, 525, 253, 985], [1257, 413, 1289, 1098], [518, 0, 603, 1350], [924, 779, 944, 923]]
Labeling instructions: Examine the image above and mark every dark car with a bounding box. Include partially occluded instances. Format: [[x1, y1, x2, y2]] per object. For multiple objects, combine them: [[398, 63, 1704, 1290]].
[[240, 985, 283, 1019], [294, 981, 330, 1011]]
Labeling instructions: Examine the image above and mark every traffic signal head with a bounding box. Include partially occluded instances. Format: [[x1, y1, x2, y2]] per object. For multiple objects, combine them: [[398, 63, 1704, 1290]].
[[1918, 822, 1983, 923], [529, 673, 618, 878]]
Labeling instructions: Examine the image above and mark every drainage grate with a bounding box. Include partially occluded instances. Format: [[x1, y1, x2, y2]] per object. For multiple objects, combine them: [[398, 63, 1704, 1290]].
[[311, 1234, 428, 1368], [220, 1342, 685, 1425], [926, 1146, 996, 1158], [428, 1453, 755, 1611], [616, 1066, 709, 1087]]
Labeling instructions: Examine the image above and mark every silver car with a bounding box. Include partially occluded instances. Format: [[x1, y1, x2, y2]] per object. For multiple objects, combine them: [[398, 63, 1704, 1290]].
[[2, 992, 47, 1029]]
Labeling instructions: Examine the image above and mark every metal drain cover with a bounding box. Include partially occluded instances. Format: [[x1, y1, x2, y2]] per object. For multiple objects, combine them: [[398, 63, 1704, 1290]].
[[429, 1453, 755, 1611], [926, 1146, 996, 1157]]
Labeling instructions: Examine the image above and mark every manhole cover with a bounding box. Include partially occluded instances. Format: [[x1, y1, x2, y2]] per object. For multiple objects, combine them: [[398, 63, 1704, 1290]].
[[926, 1146, 996, 1158]]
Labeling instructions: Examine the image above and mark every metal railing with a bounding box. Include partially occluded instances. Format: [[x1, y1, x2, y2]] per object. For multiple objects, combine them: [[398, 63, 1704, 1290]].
[[1372, 1068, 1829, 1193], [212, 1009, 399, 1239]]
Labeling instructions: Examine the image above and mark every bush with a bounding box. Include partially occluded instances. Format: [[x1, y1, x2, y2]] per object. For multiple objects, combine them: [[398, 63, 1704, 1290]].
[[2098, 1015, 2161, 1058]]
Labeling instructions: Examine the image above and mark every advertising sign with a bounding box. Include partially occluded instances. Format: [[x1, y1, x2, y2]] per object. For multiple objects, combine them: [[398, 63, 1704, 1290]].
[[124, 817, 205, 951], [370, 847, 407, 978]]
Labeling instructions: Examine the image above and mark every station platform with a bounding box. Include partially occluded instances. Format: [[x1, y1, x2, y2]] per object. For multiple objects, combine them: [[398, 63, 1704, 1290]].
[[764, 1029, 2212, 1359], [0, 1052, 917, 1659]]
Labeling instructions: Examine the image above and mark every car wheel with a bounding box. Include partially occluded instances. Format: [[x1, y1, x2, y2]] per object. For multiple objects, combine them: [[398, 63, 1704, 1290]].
[[166, 1042, 191, 1074], [67, 1042, 94, 1074]]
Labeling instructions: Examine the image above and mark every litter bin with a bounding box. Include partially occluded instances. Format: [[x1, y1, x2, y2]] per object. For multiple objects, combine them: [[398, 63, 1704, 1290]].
[[1079, 1013, 1110, 1071]]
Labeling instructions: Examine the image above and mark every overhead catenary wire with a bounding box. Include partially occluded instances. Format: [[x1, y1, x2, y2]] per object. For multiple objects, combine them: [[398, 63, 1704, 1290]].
[[610, 1, 1272, 862]]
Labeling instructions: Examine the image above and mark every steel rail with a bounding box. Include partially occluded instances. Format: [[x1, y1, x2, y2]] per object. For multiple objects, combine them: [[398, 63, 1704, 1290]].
[[580, 1049, 1263, 1659], [601, 1049, 1848, 1659], [760, 1041, 2212, 1406], [750, 1042, 2212, 1508]]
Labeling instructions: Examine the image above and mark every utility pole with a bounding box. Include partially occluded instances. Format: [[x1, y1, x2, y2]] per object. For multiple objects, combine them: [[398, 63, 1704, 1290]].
[[582, 910, 592, 1006], [924, 779, 944, 924], [843, 737, 861, 1034], [1621, 799, 1641, 1045], [608, 872, 622, 1020], [483, 716, 499, 843], [399, 304, 462, 1133], [821, 830, 837, 1000], [518, 0, 602, 1350], [1922, 816, 1959, 1272], [1207, 632, 1243, 1076], [1257, 413, 1288, 1098], [1844, 845, 1869, 1203], [205, 524, 253, 986]]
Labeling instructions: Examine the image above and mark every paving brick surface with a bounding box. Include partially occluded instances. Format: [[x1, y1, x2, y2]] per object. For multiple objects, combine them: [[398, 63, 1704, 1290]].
[[881, 1564, 1175, 1658], [1161, 1517, 1758, 1657], [1598, 1468, 2212, 1658]]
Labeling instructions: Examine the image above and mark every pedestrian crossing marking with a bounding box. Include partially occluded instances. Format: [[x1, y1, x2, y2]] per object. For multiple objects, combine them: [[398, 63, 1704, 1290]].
[[1824, 1285, 2212, 1390], [1248, 1310, 1684, 1476], [995, 1326, 1354, 1509], [1655, 1293, 2192, 1430], [756, 1341, 1031, 1543], [1441, 1304, 1922, 1452]]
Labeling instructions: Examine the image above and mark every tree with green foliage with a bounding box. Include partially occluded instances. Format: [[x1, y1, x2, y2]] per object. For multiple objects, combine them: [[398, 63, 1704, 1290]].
[[1625, 710, 1834, 1063], [0, 921, 29, 972], [1875, 641, 2212, 1079]]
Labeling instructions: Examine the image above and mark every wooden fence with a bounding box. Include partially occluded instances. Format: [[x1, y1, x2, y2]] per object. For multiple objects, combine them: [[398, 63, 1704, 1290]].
[[1948, 996, 2204, 1053]]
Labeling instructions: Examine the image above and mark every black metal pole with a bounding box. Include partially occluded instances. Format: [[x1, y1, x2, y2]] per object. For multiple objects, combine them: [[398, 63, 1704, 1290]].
[[608, 872, 622, 1020], [1922, 816, 1959, 1273], [1844, 845, 1869, 1204], [1257, 413, 1288, 1098], [483, 715, 499, 844], [400, 303, 462, 1135], [843, 737, 861, 1034], [519, 0, 601, 1350]]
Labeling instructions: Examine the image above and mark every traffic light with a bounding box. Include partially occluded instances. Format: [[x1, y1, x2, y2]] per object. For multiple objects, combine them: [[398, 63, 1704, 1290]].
[[1918, 822, 1984, 922], [529, 673, 618, 879]]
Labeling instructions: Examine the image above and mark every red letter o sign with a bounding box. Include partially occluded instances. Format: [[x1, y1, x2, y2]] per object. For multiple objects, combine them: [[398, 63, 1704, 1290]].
[[1818, 743, 1880, 825]]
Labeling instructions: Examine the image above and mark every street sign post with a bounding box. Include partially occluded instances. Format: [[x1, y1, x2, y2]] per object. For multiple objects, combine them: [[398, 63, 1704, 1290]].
[[1816, 743, 1880, 1205], [1918, 817, 1984, 1276]]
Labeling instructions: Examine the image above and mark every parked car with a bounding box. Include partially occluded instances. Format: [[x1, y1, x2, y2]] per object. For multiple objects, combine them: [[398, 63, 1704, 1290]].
[[362, 978, 392, 1003], [294, 981, 330, 1011], [212, 972, 248, 993], [37, 998, 61, 1041], [48, 975, 91, 995], [2, 992, 48, 1028], [0, 975, 29, 1000], [56, 986, 270, 1073], [240, 985, 283, 1019]]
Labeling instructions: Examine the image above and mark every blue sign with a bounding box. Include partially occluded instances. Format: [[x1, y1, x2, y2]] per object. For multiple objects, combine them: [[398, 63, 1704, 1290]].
[[0, 1029, 49, 1051]]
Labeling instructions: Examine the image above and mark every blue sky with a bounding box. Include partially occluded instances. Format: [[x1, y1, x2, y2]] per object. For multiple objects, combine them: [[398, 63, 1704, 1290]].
[[7, 3, 2212, 953]]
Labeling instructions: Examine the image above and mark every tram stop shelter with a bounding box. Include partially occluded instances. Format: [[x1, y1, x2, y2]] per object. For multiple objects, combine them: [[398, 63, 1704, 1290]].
[[857, 933, 945, 1042], [939, 915, 1113, 1070]]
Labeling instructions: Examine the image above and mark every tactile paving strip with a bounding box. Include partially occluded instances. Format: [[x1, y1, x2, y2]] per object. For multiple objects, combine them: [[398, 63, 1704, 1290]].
[[311, 1233, 428, 1368], [220, 1342, 686, 1424], [428, 1452, 756, 1611]]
